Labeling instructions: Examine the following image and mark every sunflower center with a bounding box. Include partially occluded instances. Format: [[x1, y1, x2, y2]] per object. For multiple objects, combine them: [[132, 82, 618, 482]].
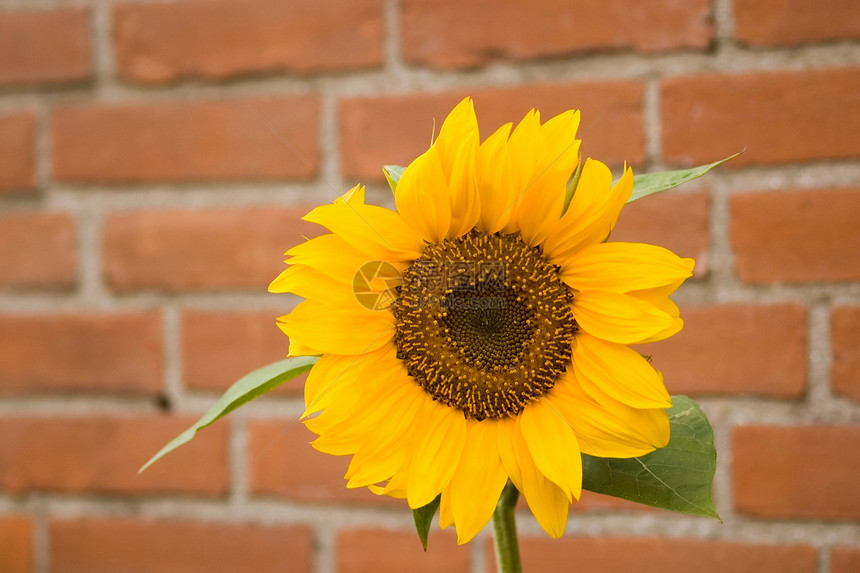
[[393, 231, 576, 421]]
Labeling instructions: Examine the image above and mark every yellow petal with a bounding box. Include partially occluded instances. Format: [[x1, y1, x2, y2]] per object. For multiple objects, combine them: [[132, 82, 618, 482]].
[[476, 122, 515, 233], [439, 488, 454, 529], [281, 233, 374, 285], [560, 242, 695, 294], [268, 264, 356, 306], [513, 418, 569, 538], [395, 145, 452, 244], [572, 290, 679, 345], [447, 421, 508, 544], [277, 300, 394, 356], [572, 333, 672, 409], [304, 184, 422, 261], [496, 418, 523, 492], [435, 97, 481, 238], [407, 400, 468, 509], [519, 400, 582, 502]]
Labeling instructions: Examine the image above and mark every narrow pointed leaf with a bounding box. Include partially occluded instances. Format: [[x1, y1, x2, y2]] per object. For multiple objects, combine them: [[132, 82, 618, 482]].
[[384, 165, 406, 192], [581, 395, 720, 520], [140, 356, 318, 472], [628, 153, 740, 203], [562, 149, 584, 214], [412, 494, 441, 551]]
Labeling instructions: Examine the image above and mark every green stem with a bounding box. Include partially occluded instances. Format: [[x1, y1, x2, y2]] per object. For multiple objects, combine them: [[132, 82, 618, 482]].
[[492, 482, 523, 573]]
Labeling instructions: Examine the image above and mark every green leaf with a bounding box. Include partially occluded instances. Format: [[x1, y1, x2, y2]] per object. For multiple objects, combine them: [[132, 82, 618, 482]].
[[140, 356, 318, 473], [581, 395, 720, 520], [412, 494, 441, 551], [383, 165, 406, 192], [628, 153, 740, 203], [562, 149, 584, 214]]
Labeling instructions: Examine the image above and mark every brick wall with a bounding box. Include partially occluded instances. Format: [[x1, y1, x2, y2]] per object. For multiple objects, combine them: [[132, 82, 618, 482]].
[[0, 1, 858, 572]]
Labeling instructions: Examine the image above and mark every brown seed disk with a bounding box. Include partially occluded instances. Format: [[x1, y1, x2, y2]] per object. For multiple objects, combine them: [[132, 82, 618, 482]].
[[393, 231, 576, 421]]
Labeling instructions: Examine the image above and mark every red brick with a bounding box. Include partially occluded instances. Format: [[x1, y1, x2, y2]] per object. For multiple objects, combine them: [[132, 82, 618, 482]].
[[0, 8, 90, 86], [51, 518, 311, 573], [832, 547, 860, 573], [103, 207, 318, 291], [337, 528, 470, 573], [731, 188, 860, 283], [832, 306, 860, 401], [52, 98, 319, 183], [182, 310, 302, 394], [612, 190, 710, 277], [0, 312, 162, 395], [248, 419, 399, 507], [640, 304, 808, 398], [487, 536, 817, 573], [0, 111, 35, 192], [0, 515, 33, 573], [733, 425, 860, 520], [0, 416, 228, 496], [662, 68, 860, 167], [0, 212, 76, 289], [114, 0, 383, 83], [401, 0, 712, 68], [340, 82, 645, 182], [734, 0, 860, 46]]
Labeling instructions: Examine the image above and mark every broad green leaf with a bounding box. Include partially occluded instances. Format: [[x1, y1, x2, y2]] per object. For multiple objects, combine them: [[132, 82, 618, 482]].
[[412, 494, 441, 551], [581, 395, 720, 520], [628, 153, 740, 203], [384, 165, 406, 192], [140, 356, 318, 473]]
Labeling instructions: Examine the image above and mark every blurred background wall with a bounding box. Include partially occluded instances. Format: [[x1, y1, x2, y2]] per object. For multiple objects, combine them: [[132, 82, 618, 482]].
[[0, 0, 858, 572]]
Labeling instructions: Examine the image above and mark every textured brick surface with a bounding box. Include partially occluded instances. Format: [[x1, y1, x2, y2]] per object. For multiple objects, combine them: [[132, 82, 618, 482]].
[[831, 547, 860, 573], [0, 111, 36, 192], [402, 0, 711, 68], [51, 518, 312, 573], [734, 0, 860, 46], [52, 98, 320, 183], [731, 188, 860, 283], [114, 0, 384, 83], [337, 528, 470, 573], [340, 82, 645, 181], [662, 68, 860, 167], [733, 425, 860, 520], [0, 8, 90, 86], [488, 536, 817, 573], [831, 306, 860, 401], [642, 304, 808, 397], [0, 515, 33, 573], [0, 312, 162, 395], [103, 207, 318, 291], [182, 310, 301, 393], [0, 212, 76, 289], [0, 416, 228, 496]]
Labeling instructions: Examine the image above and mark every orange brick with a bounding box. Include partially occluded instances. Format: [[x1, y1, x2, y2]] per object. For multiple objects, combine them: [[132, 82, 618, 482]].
[[52, 98, 319, 183], [114, 0, 383, 83], [662, 68, 860, 167], [487, 536, 817, 573], [401, 0, 712, 68], [340, 82, 645, 182], [0, 8, 90, 86], [337, 528, 470, 573], [0, 416, 228, 496], [182, 310, 302, 394], [734, 0, 860, 46], [612, 190, 710, 277], [103, 207, 318, 291], [248, 419, 399, 507], [51, 518, 312, 573], [0, 515, 33, 573], [0, 212, 76, 289], [733, 425, 860, 520], [641, 304, 808, 398], [832, 547, 860, 573], [832, 306, 860, 401], [0, 312, 162, 395], [0, 111, 35, 192], [731, 188, 860, 283]]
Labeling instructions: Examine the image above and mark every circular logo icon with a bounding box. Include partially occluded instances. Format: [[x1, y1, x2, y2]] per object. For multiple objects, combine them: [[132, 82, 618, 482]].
[[353, 260, 402, 310]]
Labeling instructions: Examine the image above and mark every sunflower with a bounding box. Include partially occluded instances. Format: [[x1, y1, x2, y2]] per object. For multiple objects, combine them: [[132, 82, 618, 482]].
[[270, 98, 694, 543]]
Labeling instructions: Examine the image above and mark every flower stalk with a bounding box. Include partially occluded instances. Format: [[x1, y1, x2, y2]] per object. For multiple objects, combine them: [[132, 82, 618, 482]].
[[492, 482, 523, 573]]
